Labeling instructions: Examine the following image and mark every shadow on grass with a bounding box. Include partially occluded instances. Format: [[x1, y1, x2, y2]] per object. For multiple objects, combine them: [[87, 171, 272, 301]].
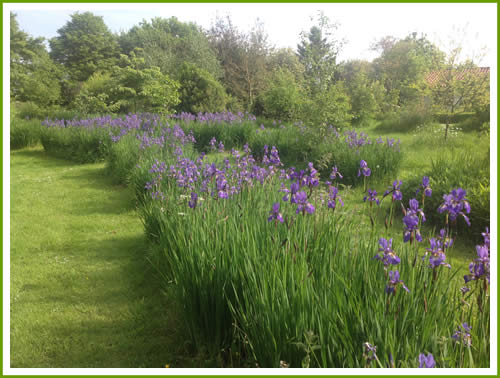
[[13, 236, 183, 368], [10, 148, 196, 368]]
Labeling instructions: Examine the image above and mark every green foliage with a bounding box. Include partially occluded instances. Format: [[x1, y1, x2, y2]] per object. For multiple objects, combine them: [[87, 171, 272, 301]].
[[348, 73, 383, 124], [208, 16, 271, 110], [255, 69, 305, 121], [112, 51, 180, 113], [10, 13, 61, 106], [297, 12, 342, 94], [302, 82, 353, 128], [177, 63, 228, 113], [119, 17, 222, 80], [371, 32, 445, 106], [49, 12, 120, 82], [73, 72, 121, 114]]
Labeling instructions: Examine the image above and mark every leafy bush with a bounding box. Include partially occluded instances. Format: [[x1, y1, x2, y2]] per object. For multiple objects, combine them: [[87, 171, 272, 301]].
[[73, 71, 121, 114], [302, 82, 353, 128], [112, 51, 181, 114], [177, 63, 228, 113], [254, 69, 304, 122]]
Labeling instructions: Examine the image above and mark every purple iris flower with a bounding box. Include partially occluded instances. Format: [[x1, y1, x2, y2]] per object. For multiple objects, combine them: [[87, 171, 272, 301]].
[[327, 186, 344, 210], [438, 228, 454, 249], [482, 227, 490, 248], [452, 323, 472, 347], [362, 342, 377, 363], [363, 189, 380, 206], [418, 353, 436, 368], [269, 146, 282, 166], [268, 202, 284, 223], [423, 238, 451, 269], [374, 238, 400, 267], [218, 141, 225, 153], [409, 199, 426, 222], [283, 182, 300, 202], [384, 180, 403, 201], [188, 192, 198, 209], [418, 176, 432, 197], [330, 166, 343, 180], [402, 199, 425, 243], [438, 188, 471, 226], [358, 160, 371, 177], [307, 162, 320, 187], [209, 137, 217, 151], [385, 270, 410, 294], [460, 286, 471, 295], [403, 214, 421, 243], [464, 244, 490, 284], [295, 191, 315, 215]]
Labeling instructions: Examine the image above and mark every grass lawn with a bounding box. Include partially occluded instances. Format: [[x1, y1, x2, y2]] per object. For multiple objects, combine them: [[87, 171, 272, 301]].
[[10, 147, 191, 368]]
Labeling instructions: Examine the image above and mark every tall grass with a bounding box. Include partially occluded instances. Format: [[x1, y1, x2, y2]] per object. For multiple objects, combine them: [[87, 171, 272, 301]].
[[10, 118, 43, 149], [138, 149, 489, 367]]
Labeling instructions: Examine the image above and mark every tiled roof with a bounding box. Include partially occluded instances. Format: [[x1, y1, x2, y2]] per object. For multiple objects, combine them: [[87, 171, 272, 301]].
[[425, 67, 490, 85]]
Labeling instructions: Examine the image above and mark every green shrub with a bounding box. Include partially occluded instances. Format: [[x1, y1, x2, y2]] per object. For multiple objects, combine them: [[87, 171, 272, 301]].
[[302, 82, 353, 128], [177, 63, 228, 113], [73, 71, 122, 114], [255, 69, 304, 122]]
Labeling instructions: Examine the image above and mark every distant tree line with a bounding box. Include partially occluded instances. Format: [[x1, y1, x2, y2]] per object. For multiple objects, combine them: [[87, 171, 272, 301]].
[[10, 11, 489, 128]]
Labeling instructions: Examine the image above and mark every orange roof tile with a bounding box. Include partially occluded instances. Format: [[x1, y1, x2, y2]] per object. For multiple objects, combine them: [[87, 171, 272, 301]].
[[425, 67, 489, 85]]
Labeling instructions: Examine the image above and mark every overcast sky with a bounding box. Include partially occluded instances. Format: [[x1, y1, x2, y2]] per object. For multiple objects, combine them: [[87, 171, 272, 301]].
[[7, 3, 497, 66]]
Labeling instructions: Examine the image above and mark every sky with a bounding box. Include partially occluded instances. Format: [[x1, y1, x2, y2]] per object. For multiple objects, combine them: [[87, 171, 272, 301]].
[[7, 3, 498, 66]]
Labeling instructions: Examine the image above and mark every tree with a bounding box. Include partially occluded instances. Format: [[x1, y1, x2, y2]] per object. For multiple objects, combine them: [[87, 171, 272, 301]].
[[340, 60, 383, 124], [297, 11, 343, 94], [119, 17, 221, 80], [255, 68, 305, 121], [371, 33, 445, 106], [73, 71, 121, 114], [10, 12, 61, 106], [208, 16, 272, 110], [177, 63, 228, 113], [427, 33, 489, 140], [111, 50, 180, 114], [49, 12, 120, 82]]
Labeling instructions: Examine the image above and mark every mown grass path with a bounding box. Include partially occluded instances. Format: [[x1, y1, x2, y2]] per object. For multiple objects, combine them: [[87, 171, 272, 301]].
[[10, 148, 180, 368]]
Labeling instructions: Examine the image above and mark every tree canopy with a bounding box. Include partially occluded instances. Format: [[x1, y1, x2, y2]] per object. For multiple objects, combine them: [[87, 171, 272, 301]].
[[49, 12, 120, 82]]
